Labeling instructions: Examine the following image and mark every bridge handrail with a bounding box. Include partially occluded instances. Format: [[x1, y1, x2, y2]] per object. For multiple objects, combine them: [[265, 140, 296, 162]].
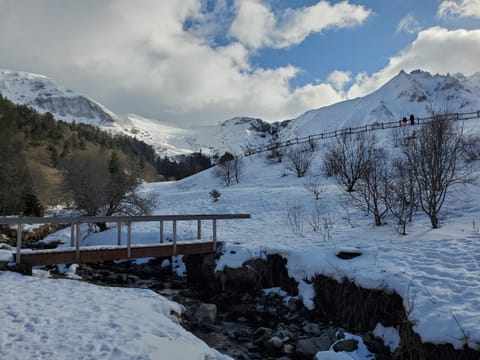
[[6, 213, 251, 264], [0, 213, 251, 225]]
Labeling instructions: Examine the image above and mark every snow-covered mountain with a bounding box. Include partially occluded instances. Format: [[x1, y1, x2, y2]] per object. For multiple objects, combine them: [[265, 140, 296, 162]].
[[122, 114, 282, 157], [0, 69, 122, 127], [0, 69, 279, 157], [1, 68, 479, 157], [282, 70, 480, 140]]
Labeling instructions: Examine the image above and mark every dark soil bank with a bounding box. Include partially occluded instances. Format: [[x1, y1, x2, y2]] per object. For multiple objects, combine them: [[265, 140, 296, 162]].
[[69, 251, 480, 360]]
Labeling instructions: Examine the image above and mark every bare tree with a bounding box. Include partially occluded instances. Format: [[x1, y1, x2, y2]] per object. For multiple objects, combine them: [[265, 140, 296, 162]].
[[232, 156, 244, 184], [351, 149, 389, 226], [215, 152, 243, 185], [403, 114, 473, 228], [322, 132, 377, 192], [285, 144, 314, 178], [61, 151, 155, 230], [385, 157, 417, 235], [215, 152, 234, 186]]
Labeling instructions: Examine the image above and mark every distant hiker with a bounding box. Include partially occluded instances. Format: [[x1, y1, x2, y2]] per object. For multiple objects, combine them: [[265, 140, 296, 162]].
[[410, 114, 415, 125], [402, 117, 408, 127]]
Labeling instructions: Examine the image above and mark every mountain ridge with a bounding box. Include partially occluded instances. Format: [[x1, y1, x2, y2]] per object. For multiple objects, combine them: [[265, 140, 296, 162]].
[[1, 68, 479, 157]]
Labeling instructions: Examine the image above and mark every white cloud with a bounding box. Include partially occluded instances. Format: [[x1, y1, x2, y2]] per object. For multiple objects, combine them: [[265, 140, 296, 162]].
[[437, 0, 480, 19], [229, 0, 371, 49], [347, 27, 480, 99], [327, 70, 352, 91], [3, 1, 475, 127], [397, 14, 422, 34], [0, 0, 350, 124]]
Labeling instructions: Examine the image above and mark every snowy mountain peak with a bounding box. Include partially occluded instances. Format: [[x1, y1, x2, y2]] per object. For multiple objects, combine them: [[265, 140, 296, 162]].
[[283, 70, 480, 140], [0, 69, 120, 126]]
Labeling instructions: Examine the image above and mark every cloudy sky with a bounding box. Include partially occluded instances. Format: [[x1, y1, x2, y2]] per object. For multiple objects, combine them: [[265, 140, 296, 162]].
[[0, 0, 479, 125]]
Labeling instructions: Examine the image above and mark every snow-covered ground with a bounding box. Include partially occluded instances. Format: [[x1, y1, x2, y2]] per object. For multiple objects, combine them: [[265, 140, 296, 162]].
[[0, 271, 230, 360], [2, 132, 480, 358], [2, 66, 480, 358], [17, 145, 478, 356], [144, 155, 480, 352]]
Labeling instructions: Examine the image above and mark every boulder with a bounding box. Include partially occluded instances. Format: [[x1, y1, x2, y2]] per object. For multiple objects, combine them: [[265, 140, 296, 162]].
[[252, 327, 273, 345], [332, 339, 358, 352], [303, 322, 323, 336], [194, 303, 217, 324], [296, 335, 332, 359], [264, 336, 284, 354]]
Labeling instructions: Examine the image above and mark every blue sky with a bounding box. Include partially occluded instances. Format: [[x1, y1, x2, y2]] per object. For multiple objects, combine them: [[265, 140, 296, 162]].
[[0, 0, 479, 125]]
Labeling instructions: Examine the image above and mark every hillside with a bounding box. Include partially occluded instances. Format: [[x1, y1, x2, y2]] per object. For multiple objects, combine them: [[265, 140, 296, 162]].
[[2, 67, 480, 358], [29, 120, 480, 358], [2, 69, 479, 160], [0, 95, 157, 214]]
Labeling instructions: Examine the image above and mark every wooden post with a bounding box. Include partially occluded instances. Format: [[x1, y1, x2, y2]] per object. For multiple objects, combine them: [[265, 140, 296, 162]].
[[75, 223, 80, 263], [70, 223, 74, 247], [16, 224, 22, 264], [160, 220, 164, 243], [212, 219, 217, 251], [127, 222, 132, 259], [117, 222, 121, 246], [197, 219, 201, 240], [172, 220, 177, 256]]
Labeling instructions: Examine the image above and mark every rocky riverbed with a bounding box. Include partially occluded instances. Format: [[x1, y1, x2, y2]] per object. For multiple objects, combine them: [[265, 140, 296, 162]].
[[71, 258, 390, 360]]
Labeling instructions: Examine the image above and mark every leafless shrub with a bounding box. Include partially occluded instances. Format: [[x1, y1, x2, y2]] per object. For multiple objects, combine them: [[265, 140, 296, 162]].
[[304, 178, 324, 200], [285, 144, 314, 178], [310, 202, 334, 241], [322, 132, 377, 192], [286, 201, 305, 236]]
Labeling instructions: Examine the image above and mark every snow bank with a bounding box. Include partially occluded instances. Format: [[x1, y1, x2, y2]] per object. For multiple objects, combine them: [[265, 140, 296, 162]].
[[0, 272, 230, 360]]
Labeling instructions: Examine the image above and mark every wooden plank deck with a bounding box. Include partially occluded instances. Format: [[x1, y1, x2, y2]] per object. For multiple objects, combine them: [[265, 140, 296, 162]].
[[17, 241, 223, 266]]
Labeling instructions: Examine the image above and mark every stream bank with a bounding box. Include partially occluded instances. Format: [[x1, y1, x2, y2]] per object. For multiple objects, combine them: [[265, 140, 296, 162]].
[[14, 248, 480, 359]]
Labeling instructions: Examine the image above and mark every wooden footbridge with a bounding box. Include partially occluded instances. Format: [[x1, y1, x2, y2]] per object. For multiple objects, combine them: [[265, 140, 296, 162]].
[[0, 214, 250, 266]]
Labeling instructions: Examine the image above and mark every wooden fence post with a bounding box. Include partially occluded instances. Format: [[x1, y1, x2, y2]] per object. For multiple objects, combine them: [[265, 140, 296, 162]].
[[172, 220, 177, 256], [127, 222, 132, 259], [160, 220, 164, 243], [212, 219, 217, 251], [16, 224, 22, 264], [117, 222, 121, 246], [75, 223, 80, 263], [70, 224, 74, 247]]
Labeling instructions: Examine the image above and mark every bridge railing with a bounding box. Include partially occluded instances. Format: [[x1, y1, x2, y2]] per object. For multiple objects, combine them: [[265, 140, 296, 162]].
[[0, 214, 251, 264]]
